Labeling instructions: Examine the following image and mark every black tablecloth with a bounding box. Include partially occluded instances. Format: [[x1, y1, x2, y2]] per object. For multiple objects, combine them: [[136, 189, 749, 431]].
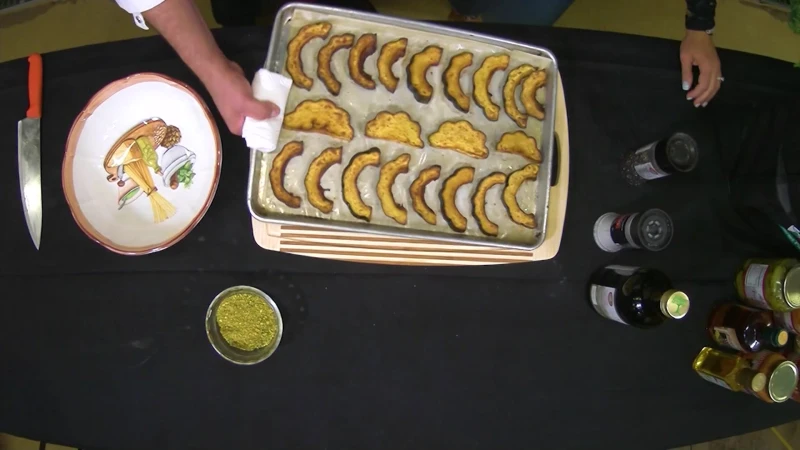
[[1, 23, 799, 450]]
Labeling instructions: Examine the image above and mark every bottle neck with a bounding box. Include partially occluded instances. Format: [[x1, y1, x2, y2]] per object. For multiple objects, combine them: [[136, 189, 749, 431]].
[[758, 326, 788, 348]]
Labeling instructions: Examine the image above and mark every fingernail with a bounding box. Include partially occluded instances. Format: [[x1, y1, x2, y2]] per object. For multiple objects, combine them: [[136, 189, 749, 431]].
[[686, 96, 693, 101], [702, 102, 708, 107], [269, 105, 281, 118], [682, 81, 690, 91]]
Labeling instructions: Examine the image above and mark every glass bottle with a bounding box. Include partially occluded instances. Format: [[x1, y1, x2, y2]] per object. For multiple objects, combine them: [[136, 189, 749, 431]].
[[693, 347, 766, 393], [735, 258, 800, 312], [589, 265, 690, 328], [740, 351, 799, 403], [784, 351, 800, 403], [775, 309, 800, 334], [708, 303, 789, 353]]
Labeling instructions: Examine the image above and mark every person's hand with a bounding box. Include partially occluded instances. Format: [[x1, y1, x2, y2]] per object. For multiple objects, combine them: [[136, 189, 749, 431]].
[[204, 60, 280, 135], [680, 30, 722, 108]]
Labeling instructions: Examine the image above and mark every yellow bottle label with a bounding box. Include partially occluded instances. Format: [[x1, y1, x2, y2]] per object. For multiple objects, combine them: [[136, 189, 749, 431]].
[[697, 372, 733, 390], [712, 326, 745, 352]]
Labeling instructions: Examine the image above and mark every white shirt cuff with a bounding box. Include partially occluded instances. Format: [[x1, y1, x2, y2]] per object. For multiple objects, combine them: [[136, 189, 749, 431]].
[[116, 0, 166, 30]]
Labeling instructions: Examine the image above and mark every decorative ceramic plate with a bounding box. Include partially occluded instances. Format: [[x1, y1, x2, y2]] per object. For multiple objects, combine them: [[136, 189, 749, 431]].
[[63, 73, 222, 255]]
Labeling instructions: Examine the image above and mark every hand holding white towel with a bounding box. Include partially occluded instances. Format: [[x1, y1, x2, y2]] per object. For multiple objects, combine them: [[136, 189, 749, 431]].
[[241, 69, 293, 152]]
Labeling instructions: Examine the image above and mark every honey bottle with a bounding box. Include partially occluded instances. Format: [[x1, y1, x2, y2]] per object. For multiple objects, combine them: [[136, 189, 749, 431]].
[[741, 351, 799, 403]]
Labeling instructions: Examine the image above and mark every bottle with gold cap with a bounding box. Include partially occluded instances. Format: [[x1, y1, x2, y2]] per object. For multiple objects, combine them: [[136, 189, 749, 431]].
[[740, 351, 799, 403], [708, 303, 790, 353], [735, 258, 800, 312], [589, 266, 690, 328], [782, 350, 800, 403], [693, 347, 767, 394], [775, 309, 800, 334]]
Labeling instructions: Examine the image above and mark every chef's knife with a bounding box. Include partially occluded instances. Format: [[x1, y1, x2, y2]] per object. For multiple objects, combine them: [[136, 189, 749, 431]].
[[18, 54, 42, 250]]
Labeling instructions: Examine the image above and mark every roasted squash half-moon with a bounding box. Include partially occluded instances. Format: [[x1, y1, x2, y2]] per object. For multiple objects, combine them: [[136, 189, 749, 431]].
[[348, 33, 378, 90], [503, 64, 536, 128], [377, 154, 411, 224], [304, 147, 342, 214], [286, 22, 331, 90], [377, 38, 408, 93], [406, 45, 443, 104], [472, 54, 510, 121], [439, 167, 475, 233], [521, 69, 547, 121], [317, 33, 354, 95], [269, 141, 304, 208], [342, 148, 381, 221], [442, 52, 473, 113], [472, 172, 507, 236], [409, 165, 441, 225], [502, 164, 539, 229]]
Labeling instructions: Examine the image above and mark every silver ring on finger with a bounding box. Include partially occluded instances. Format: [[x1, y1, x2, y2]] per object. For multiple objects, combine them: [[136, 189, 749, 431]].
[[717, 76, 725, 82]]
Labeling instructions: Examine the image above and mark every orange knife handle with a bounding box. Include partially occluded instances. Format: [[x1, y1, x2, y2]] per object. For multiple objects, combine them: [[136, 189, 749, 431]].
[[26, 54, 42, 119]]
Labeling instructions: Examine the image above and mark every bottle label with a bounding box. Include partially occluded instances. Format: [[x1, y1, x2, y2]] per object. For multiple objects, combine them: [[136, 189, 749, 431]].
[[776, 312, 800, 334], [697, 372, 733, 390], [609, 214, 639, 248], [606, 265, 638, 276], [590, 285, 627, 325], [742, 264, 770, 309], [633, 144, 669, 180], [746, 351, 771, 371], [712, 326, 746, 352]]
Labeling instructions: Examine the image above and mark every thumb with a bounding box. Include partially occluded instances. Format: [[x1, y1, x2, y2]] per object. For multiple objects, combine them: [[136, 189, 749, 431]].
[[244, 98, 281, 120], [680, 52, 693, 91]]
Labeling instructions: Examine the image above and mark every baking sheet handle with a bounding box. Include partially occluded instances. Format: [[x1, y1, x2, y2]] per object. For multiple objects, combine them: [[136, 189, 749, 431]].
[[550, 132, 561, 187]]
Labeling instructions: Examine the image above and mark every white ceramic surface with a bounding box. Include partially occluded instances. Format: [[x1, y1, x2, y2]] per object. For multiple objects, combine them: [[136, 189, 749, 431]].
[[63, 73, 221, 255]]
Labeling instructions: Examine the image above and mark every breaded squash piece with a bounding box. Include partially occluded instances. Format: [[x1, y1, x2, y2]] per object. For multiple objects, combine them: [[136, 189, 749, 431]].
[[283, 99, 354, 141], [496, 131, 542, 162], [428, 120, 488, 159], [521, 69, 547, 121], [365, 111, 423, 148]]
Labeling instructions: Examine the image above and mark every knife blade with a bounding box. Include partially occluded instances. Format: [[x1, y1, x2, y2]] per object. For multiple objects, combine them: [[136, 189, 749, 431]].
[[18, 53, 42, 250]]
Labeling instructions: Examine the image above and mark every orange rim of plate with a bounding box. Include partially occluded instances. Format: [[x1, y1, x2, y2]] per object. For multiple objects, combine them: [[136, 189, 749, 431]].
[[62, 73, 222, 255]]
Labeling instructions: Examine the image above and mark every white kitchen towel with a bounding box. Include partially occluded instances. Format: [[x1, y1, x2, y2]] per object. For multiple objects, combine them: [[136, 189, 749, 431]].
[[242, 69, 293, 153]]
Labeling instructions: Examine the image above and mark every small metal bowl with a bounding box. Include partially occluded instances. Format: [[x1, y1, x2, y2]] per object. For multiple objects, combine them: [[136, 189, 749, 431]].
[[205, 285, 283, 365]]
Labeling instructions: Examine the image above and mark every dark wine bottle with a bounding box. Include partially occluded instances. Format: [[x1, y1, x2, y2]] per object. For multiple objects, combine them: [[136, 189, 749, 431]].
[[589, 265, 690, 328], [708, 303, 789, 353]]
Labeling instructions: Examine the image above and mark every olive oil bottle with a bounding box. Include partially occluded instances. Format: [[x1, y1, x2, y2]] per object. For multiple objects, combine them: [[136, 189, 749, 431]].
[[708, 303, 789, 353], [735, 258, 800, 312], [693, 347, 767, 393], [589, 266, 690, 328]]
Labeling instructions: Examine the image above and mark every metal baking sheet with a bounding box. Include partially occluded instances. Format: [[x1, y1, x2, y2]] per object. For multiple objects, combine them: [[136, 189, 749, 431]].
[[247, 2, 558, 251]]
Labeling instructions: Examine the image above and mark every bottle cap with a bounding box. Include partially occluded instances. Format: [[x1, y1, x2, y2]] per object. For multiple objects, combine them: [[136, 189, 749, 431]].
[[665, 132, 699, 172], [660, 290, 690, 319], [750, 372, 767, 393], [773, 329, 790, 348], [784, 266, 800, 308], [767, 361, 799, 403]]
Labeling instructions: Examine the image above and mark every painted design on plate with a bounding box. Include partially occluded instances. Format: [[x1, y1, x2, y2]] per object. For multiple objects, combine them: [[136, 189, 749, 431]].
[[103, 118, 197, 223]]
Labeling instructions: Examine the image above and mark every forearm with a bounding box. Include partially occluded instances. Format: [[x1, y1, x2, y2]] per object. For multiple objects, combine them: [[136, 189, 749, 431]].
[[142, 0, 227, 86], [685, 0, 716, 31]]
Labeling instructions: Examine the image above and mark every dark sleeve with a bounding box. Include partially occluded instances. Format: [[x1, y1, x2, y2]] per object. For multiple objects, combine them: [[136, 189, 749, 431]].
[[685, 0, 716, 31]]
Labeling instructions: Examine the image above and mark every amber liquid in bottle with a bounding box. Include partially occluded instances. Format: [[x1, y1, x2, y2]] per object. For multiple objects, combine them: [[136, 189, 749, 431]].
[[708, 303, 789, 353], [693, 347, 766, 393]]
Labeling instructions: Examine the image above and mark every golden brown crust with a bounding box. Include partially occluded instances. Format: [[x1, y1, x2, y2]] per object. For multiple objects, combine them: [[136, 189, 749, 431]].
[[406, 45, 443, 104], [442, 52, 473, 113], [521, 70, 547, 121], [472, 172, 507, 236], [342, 148, 381, 221], [348, 33, 378, 90], [409, 165, 441, 225], [439, 167, 475, 233], [428, 120, 488, 159], [269, 141, 304, 208], [286, 22, 331, 90], [502, 164, 539, 229], [365, 111, 423, 148], [496, 131, 542, 162], [472, 54, 510, 121], [377, 38, 408, 93], [283, 99, 354, 141], [317, 34, 354, 96], [503, 64, 536, 128], [377, 154, 411, 224], [304, 147, 343, 214]]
